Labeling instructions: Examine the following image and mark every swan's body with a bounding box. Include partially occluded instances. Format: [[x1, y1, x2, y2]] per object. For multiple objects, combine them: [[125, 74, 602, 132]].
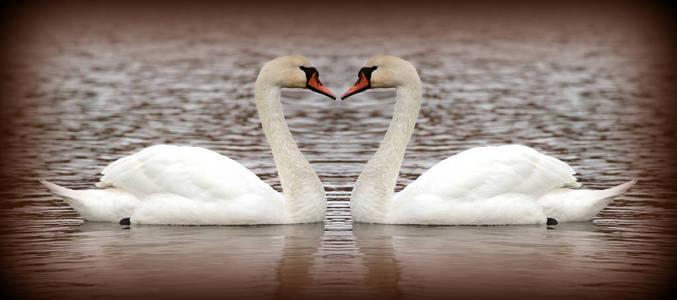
[[44, 145, 286, 224], [343, 56, 636, 225], [42, 56, 335, 225]]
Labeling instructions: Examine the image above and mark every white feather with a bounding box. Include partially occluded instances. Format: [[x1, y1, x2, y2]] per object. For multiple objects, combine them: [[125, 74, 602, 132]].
[[390, 145, 635, 224], [41, 56, 327, 225], [41, 146, 286, 225], [40, 179, 139, 222], [350, 56, 636, 225]]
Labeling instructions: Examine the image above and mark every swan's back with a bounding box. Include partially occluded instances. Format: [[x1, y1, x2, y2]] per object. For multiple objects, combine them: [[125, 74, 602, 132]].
[[390, 145, 580, 224], [396, 145, 578, 202], [99, 145, 282, 203]]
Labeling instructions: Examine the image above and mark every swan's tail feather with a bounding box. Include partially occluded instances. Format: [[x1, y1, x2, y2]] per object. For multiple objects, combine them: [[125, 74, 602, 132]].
[[40, 179, 138, 222], [40, 179, 82, 201], [598, 179, 637, 199], [539, 179, 637, 222], [40, 179, 92, 217], [584, 179, 637, 220]]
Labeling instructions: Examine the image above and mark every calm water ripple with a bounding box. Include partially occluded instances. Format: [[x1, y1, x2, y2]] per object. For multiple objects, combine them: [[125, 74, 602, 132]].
[[1, 3, 676, 299]]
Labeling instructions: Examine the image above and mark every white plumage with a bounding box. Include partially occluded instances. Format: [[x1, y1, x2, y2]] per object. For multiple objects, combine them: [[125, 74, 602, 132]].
[[346, 56, 636, 225], [42, 145, 286, 225], [390, 145, 635, 224], [41, 56, 331, 225]]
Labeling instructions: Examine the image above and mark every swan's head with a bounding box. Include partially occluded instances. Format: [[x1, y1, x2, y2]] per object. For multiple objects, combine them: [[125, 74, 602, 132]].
[[258, 56, 336, 100], [341, 56, 420, 100]]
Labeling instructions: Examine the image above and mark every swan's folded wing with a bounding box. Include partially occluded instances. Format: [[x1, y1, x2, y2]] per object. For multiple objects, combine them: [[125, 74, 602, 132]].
[[395, 145, 578, 203], [98, 145, 281, 203]]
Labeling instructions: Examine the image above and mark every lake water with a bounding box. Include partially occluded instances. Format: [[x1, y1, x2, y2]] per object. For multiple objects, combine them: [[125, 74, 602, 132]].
[[1, 3, 676, 299]]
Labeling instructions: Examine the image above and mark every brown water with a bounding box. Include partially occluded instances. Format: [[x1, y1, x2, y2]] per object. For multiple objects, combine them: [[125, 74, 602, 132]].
[[1, 3, 676, 299]]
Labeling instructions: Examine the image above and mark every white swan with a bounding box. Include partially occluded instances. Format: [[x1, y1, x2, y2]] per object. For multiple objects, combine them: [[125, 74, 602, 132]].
[[41, 56, 336, 225], [341, 56, 636, 225]]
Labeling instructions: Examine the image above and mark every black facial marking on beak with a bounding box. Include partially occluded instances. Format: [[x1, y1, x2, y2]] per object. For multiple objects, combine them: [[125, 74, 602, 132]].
[[360, 66, 377, 81], [341, 66, 378, 100], [299, 66, 316, 82], [299, 66, 336, 100]]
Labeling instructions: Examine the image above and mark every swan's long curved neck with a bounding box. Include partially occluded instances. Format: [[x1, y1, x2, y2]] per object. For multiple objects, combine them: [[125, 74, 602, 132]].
[[255, 83, 326, 223], [351, 82, 422, 223]]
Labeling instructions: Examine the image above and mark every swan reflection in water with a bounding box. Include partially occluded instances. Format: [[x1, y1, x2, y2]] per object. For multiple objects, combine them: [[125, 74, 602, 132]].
[[55, 222, 323, 298], [352, 222, 645, 299], [31, 221, 655, 299]]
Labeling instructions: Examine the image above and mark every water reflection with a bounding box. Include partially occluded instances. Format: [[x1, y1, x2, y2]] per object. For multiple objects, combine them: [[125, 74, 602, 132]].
[[5, 219, 671, 298], [57, 222, 614, 299], [353, 222, 665, 299], [2, 2, 675, 298], [353, 224, 401, 298], [16, 222, 323, 299]]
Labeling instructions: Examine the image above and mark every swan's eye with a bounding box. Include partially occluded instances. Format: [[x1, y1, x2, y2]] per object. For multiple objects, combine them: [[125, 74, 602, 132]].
[[359, 66, 378, 81], [299, 66, 318, 82], [301, 66, 335, 100], [342, 66, 377, 100]]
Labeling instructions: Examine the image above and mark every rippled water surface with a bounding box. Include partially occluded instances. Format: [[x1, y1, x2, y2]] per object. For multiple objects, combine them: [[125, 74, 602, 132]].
[[1, 3, 676, 299]]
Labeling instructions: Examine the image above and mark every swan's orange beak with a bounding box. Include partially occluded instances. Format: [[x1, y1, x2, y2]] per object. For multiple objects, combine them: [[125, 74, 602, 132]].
[[341, 71, 371, 100], [307, 72, 336, 100]]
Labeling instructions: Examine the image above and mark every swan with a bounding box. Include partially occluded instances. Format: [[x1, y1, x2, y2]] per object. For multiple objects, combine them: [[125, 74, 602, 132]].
[[41, 56, 336, 225], [341, 56, 636, 225]]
